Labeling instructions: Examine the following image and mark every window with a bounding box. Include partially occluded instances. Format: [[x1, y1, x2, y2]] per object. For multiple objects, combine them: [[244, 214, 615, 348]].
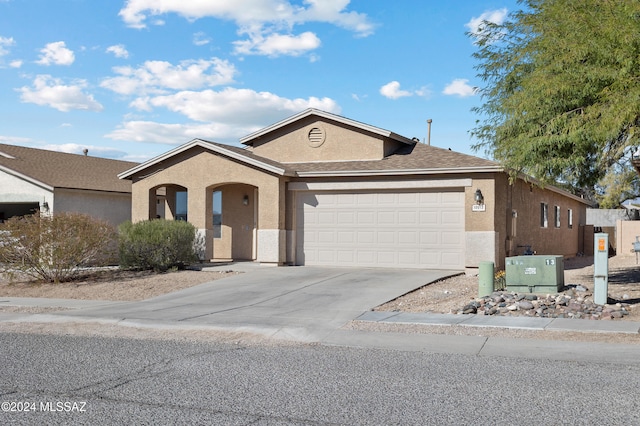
[[212, 190, 222, 238], [540, 203, 548, 228], [554, 205, 561, 228], [568, 209, 573, 229], [175, 191, 188, 221]]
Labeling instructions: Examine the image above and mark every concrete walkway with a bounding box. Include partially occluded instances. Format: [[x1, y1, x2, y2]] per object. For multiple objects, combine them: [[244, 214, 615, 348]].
[[1, 263, 639, 363]]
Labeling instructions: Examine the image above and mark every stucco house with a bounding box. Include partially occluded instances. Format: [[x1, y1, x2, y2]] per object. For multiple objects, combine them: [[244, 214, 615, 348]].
[[0, 143, 137, 226], [120, 109, 590, 270]]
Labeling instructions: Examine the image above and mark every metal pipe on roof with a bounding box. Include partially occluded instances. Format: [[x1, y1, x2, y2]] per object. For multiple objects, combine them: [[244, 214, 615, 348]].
[[426, 119, 432, 146]]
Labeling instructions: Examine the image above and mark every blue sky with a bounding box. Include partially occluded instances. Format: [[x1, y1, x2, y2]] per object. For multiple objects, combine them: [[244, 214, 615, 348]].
[[0, 0, 519, 162]]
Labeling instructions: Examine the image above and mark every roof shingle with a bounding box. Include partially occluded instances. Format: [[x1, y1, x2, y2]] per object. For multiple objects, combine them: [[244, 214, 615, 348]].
[[0, 144, 138, 193]]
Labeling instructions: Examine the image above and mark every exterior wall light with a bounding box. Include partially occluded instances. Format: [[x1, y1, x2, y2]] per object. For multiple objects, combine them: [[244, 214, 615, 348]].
[[41, 201, 50, 213], [243, 195, 249, 206], [474, 189, 484, 205]]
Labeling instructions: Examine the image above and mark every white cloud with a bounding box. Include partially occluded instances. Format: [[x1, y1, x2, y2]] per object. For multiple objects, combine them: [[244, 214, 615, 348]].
[[193, 31, 211, 46], [0, 36, 15, 56], [100, 58, 237, 95], [0, 135, 34, 145], [9, 59, 22, 68], [465, 8, 508, 41], [106, 44, 129, 58], [107, 88, 341, 144], [137, 87, 340, 123], [379, 81, 412, 100], [118, 0, 374, 56], [36, 41, 75, 66], [105, 120, 257, 145], [442, 78, 477, 97], [296, 0, 375, 37], [234, 31, 320, 57], [17, 75, 103, 112]]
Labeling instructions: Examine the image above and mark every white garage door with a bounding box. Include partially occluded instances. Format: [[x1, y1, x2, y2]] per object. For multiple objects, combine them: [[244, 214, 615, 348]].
[[295, 190, 465, 269]]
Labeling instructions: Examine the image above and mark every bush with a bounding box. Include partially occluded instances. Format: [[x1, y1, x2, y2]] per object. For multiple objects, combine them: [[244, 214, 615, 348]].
[[0, 212, 118, 283], [118, 219, 199, 272]]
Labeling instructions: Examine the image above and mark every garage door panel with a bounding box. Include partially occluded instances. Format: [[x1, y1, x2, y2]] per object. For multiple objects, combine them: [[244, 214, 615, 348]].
[[357, 211, 375, 224], [419, 211, 438, 224], [419, 192, 438, 203], [337, 211, 355, 224], [398, 211, 418, 224], [399, 231, 417, 244], [357, 231, 375, 244], [296, 190, 464, 269], [441, 210, 462, 224], [337, 231, 354, 243], [398, 193, 417, 204], [377, 231, 396, 244]]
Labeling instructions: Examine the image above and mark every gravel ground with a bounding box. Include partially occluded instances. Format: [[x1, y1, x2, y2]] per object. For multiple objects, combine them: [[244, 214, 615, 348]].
[[376, 254, 640, 321]]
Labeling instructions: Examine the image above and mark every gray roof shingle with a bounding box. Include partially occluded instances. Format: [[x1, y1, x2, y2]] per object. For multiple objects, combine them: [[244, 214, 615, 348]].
[[0, 144, 138, 193]]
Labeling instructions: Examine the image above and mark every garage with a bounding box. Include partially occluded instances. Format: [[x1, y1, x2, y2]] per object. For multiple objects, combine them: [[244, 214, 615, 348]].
[[295, 189, 465, 269]]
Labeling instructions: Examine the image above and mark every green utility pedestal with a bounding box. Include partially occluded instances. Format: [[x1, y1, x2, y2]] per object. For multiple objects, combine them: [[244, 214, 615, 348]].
[[478, 261, 494, 297], [593, 233, 609, 305]]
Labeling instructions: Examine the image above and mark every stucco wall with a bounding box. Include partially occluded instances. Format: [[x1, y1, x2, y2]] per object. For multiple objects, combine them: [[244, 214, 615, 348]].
[[130, 148, 283, 230], [0, 170, 52, 207], [249, 118, 387, 162], [54, 188, 131, 226], [129, 147, 285, 264], [616, 220, 640, 257], [212, 184, 256, 260]]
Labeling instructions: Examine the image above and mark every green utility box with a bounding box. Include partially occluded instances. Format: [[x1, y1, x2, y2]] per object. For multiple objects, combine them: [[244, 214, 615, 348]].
[[505, 255, 564, 293]]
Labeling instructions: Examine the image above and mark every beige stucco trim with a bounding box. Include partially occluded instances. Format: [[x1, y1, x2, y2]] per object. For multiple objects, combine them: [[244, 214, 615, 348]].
[[257, 229, 285, 265], [465, 231, 498, 268], [288, 179, 472, 191], [295, 166, 504, 178]]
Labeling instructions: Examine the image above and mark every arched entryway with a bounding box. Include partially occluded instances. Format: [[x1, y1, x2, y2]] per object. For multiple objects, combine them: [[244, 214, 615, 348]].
[[148, 184, 188, 220]]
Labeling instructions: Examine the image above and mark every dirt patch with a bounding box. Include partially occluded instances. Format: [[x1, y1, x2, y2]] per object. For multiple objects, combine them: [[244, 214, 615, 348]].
[[0, 268, 237, 302]]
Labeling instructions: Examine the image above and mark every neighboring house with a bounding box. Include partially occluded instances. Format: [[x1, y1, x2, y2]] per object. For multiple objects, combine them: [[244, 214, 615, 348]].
[[120, 109, 590, 270], [0, 143, 137, 226]]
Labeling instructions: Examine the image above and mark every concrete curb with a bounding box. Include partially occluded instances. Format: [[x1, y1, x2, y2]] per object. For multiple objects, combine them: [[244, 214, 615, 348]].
[[355, 311, 640, 334]]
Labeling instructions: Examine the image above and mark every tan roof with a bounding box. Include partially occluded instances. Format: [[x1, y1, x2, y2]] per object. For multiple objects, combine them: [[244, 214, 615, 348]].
[[0, 143, 138, 193]]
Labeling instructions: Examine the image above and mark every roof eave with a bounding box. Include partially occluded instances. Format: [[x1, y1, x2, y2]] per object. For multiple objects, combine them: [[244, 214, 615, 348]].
[[295, 166, 505, 178], [118, 139, 291, 180], [240, 108, 414, 146], [0, 164, 54, 191]]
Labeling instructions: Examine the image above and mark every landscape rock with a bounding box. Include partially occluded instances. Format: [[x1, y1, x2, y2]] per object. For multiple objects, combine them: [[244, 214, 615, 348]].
[[454, 290, 632, 320]]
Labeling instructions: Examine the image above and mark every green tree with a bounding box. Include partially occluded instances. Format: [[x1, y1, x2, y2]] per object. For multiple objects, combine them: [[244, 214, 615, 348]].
[[470, 0, 640, 200]]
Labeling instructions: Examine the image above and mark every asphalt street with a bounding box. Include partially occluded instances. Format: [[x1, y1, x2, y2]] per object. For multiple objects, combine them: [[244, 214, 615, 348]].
[[1, 332, 639, 425]]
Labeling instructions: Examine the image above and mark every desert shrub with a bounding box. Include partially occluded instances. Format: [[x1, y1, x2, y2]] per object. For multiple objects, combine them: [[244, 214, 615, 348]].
[[118, 219, 199, 272], [0, 212, 118, 283]]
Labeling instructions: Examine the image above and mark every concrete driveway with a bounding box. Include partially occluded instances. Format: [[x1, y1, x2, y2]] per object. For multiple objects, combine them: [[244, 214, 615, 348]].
[[61, 264, 459, 340]]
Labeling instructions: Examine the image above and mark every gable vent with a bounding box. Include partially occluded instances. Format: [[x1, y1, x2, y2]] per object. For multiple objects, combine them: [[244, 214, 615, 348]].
[[308, 127, 326, 148]]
